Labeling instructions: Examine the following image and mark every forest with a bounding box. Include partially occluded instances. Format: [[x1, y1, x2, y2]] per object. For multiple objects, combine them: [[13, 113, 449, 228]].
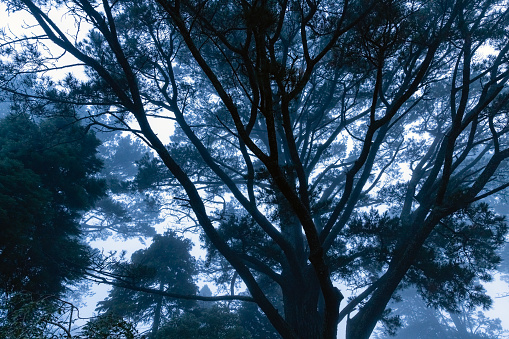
[[1, 0, 509, 338]]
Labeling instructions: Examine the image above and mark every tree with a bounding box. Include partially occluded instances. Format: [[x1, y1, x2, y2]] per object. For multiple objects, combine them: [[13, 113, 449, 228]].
[[202, 201, 507, 337], [372, 288, 507, 339], [81, 132, 162, 240], [0, 112, 105, 336], [2, 0, 509, 338], [96, 231, 198, 338], [0, 112, 104, 295]]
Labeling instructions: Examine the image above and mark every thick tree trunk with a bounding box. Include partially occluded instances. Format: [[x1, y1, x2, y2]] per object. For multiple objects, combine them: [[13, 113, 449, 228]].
[[282, 281, 341, 339], [282, 281, 329, 339], [450, 312, 470, 337], [276, 183, 341, 338], [277, 187, 325, 338], [345, 246, 419, 339]]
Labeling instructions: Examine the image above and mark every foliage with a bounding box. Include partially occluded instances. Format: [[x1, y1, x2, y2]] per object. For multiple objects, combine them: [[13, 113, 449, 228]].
[[331, 204, 507, 311], [406, 204, 506, 311], [373, 288, 507, 339], [0, 292, 80, 339], [96, 231, 198, 336], [155, 305, 252, 339], [78, 312, 139, 339], [0, 111, 105, 337], [0, 112, 104, 296]]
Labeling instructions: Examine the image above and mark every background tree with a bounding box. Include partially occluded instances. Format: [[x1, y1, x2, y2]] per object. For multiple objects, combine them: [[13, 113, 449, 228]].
[[2, 0, 509, 338], [96, 231, 198, 338], [81, 131, 163, 240], [372, 288, 507, 339]]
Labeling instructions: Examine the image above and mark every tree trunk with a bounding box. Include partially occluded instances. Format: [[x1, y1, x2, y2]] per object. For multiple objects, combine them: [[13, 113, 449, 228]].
[[282, 278, 325, 339], [276, 181, 341, 338], [149, 282, 164, 339], [450, 312, 470, 338], [277, 186, 323, 338]]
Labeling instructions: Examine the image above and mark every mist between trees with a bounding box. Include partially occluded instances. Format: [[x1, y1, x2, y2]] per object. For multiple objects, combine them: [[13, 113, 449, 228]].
[[1, 0, 509, 338]]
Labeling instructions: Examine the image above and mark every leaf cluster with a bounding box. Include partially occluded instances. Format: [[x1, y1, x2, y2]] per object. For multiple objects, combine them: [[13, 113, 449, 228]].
[[330, 203, 507, 312], [0, 112, 104, 296]]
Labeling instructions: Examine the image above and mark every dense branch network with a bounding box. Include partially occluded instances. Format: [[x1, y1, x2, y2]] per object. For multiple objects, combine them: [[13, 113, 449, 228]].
[[1, 0, 509, 338]]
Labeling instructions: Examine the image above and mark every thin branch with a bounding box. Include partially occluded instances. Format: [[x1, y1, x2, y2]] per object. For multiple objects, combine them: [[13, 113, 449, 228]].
[[86, 271, 255, 302]]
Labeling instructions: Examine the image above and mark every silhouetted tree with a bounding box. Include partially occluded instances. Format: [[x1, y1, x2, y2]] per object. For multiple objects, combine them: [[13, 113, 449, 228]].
[[97, 231, 197, 338], [0, 112, 105, 337]]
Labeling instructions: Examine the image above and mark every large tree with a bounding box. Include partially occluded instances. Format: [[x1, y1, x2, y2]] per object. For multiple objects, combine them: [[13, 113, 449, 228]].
[[1, 0, 509, 338], [0, 112, 104, 296], [0, 112, 105, 337]]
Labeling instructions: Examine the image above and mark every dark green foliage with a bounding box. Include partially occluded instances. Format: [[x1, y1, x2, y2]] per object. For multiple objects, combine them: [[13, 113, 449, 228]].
[[328, 203, 507, 319], [79, 312, 139, 339], [97, 231, 198, 335], [0, 113, 104, 296], [155, 306, 252, 339], [0, 111, 105, 337]]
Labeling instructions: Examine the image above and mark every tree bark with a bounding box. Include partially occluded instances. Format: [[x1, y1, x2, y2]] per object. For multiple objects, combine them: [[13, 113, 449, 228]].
[[283, 284, 322, 338], [149, 282, 165, 339]]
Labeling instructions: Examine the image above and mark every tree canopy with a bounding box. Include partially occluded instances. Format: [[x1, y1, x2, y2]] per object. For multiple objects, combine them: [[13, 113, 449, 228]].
[[96, 231, 198, 338], [1, 0, 509, 338], [82, 132, 163, 240], [0, 113, 104, 296], [0, 112, 105, 337]]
